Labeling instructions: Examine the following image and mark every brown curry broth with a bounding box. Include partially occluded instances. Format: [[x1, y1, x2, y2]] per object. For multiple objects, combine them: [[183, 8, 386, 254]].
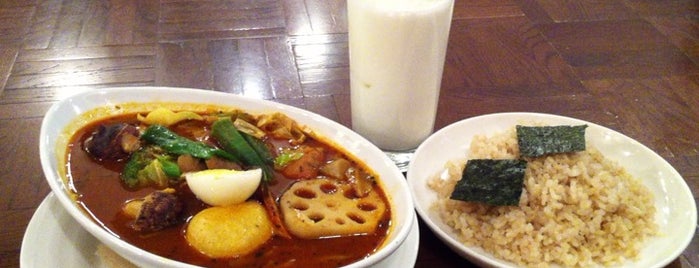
[[67, 114, 391, 267]]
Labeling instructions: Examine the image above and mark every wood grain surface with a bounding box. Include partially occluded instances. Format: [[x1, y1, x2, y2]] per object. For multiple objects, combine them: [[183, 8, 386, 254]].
[[0, 0, 697, 267]]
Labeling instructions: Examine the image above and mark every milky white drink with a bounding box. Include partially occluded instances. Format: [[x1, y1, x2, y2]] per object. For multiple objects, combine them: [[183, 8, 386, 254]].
[[348, 0, 453, 151]]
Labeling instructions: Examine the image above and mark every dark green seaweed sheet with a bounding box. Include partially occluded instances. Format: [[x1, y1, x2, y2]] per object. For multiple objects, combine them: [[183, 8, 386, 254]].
[[516, 125, 587, 157], [450, 159, 527, 206]]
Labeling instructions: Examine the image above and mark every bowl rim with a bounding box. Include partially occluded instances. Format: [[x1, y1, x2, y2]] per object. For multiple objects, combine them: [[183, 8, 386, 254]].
[[40, 86, 415, 268]]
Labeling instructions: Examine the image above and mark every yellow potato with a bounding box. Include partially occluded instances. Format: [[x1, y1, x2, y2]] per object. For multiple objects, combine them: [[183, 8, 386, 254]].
[[186, 202, 273, 258]]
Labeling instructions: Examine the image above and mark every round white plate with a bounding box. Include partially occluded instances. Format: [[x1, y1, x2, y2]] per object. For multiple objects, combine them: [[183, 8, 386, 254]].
[[406, 112, 696, 268], [21, 193, 420, 268]]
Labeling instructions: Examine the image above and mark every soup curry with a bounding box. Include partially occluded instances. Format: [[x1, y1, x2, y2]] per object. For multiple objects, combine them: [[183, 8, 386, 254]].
[[65, 106, 391, 267]]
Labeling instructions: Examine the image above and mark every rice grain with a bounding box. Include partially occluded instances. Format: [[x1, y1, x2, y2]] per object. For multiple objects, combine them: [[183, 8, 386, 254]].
[[428, 127, 657, 267]]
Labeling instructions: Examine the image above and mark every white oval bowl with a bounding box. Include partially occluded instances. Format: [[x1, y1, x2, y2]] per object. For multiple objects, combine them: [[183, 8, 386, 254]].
[[40, 87, 415, 268], [407, 112, 696, 268]]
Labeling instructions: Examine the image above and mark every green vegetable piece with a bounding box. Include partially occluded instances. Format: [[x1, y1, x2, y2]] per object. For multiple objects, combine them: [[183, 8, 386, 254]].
[[234, 118, 266, 139], [244, 133, 276, 181], [211, 118, 260, 163], [122, 148, 152, 188], [274, 150, 304, 168], [450, 159, 527, 206], [137, 159, 170, 188], [121, 147, 181, 188], [212, 118, 274, 181], [516, 125, 587, 157], [158, 156, 182, 178], [141, 124, 239, 162], [243, 133, 274, 166]]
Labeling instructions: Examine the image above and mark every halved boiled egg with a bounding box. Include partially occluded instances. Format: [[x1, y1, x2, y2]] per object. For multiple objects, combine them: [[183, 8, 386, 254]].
[[185, 168, 262, 207]]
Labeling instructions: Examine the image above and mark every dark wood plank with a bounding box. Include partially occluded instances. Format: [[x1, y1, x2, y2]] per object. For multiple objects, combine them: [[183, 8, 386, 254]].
[[332, 92, 351, 127], [0, 209, 35, 267], [156, 37, 302, 99], [159, 0, 286, 41], [453, 0, 524, 19], [49, 0, 91, 48], [645, 15, 699, 65], [0, 118, 48, 268], [414, 218, 467, 268], [0, 85, 150, 105], [540, 20, 699, 79], [283, 0, 347, 35], [7, 45, 155, 91], [684, 230, 699, 268], [0, 5, 34, 46], [5, 68, 154, 89], [132, 0, 159, 44], [0, 0, 697, 268], [582, 76, 699, 159], [260, 37, 304, 99], [100, 0, 141, 45], [16, 45, 155, 61], [541, 19, 674, 55], [0, 101, 53, 119], [290, 34, 349, 97], [0, 0, 38, 7], [0, 46, 18, 94], [623, 0, 699, 17], [513, 0, 554, 24], [442, 17, 583, 93], [533, 0, 638, 22], [0, 118, 50, 209], [74, 1, 112, 47], [303, 94, 342, 123], [155, 41, 215, 89], [436, 88, 597, 130], [21, 0, 62, 50]]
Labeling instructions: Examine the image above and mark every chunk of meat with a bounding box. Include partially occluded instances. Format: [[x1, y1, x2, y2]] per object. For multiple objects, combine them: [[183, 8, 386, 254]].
[[346, 167, 375, 198], [83, 123, 140, 161], [177, 154, 206, 173], [128, 189, 183, 232], [205, 156, 242, 170], [281, 146, 325, 179], [319, 158, 352, 179]]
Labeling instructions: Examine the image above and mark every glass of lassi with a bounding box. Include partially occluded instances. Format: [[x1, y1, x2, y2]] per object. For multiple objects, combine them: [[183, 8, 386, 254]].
[[347, 0, 454, 171]]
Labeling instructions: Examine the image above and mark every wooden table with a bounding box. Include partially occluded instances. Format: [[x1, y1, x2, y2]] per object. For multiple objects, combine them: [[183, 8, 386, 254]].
[[1, 0, 697, 267]]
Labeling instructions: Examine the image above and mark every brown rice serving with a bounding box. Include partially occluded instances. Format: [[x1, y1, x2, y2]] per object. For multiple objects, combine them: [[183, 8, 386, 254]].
[[428, 126, 657, 267]]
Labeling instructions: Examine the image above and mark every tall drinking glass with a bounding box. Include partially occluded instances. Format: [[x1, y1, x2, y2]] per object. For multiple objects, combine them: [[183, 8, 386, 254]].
[[347, 0, 454, 171]]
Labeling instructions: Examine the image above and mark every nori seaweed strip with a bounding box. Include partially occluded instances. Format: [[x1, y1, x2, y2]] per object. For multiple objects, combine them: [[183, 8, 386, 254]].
[[516, 125, 587, 157], [450, 159, 527, 206]]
